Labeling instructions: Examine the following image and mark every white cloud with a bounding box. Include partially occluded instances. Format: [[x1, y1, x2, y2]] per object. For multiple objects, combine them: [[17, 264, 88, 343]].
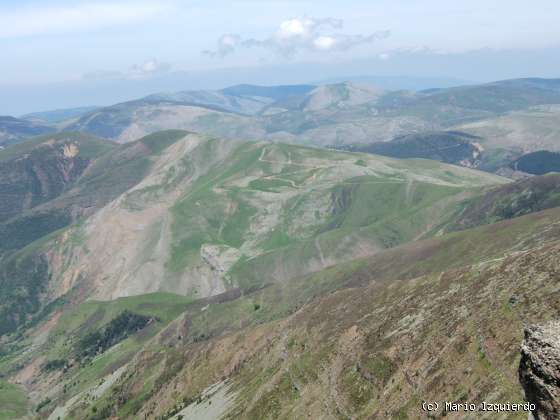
[[0, 2, 166, 39], [313, 36, 337, 51], [278, 19, 308, 39], [83, 59, 172, 80], [276, 18, 341, 40], [128, 59, 172, 79], [203, 34, 242, 58], [205, 16, 389, 58]]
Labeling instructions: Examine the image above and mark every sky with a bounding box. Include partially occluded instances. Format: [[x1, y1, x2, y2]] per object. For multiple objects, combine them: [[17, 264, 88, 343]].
[[2, 0, 560, 115]]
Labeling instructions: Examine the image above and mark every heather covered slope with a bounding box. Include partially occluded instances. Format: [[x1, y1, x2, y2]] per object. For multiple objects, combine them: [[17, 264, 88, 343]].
[[8, 201, 560, 419], [444, 173, 560, 232], [6, 129, 560, 419], [0, 131, 191, 256]]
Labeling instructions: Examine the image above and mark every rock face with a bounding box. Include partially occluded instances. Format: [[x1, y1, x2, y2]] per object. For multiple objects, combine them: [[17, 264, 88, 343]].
[[519, 321, 560, 420]]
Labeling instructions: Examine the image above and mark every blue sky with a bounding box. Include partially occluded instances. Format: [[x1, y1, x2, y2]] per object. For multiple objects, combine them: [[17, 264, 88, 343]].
[[1, 0, 560, 114]]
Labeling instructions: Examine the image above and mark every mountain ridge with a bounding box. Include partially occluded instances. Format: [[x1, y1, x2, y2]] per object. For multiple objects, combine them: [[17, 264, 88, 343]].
[[1, 79, 560, 419], [0, 130, 506, 338]]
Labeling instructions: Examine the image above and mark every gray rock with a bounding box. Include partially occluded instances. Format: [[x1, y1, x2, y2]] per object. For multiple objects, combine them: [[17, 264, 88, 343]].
[[519, 321, 560, 420]]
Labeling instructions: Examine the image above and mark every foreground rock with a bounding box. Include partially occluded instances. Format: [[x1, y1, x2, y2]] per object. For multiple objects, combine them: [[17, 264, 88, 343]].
[[519, 321, 560, 420]]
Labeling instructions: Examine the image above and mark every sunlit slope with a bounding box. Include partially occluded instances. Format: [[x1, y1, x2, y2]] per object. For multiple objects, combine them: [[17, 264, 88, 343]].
[[41, 134, 504, 304], [454, 105, 560, 162], [64, 79, 560, 150], [0, 130, 190, 335], [9, 132, 560, 419], [25, 203, 560, 419]]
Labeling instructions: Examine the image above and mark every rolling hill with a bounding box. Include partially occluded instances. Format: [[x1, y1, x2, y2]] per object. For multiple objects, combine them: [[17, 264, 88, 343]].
[[0, 130, 506, 336], [5, 78, 560, 180], [22, 106, 100, 124], [338, 131, 484, 167], [63, 84, 317, 143], [510, 150, 560, 175], [1, 141, 559, 417], [1, 81, 560, 419], [455, 105, 560, 154], [44, 78, 560, 180], [0, 116, 55, 147]]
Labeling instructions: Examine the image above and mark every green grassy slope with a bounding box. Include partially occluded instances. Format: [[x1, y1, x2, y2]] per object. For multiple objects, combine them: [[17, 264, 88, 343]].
[[0, 131, 521, 418], [163, 141, 504, 292], [0, 293, 194, 418], [39, 204, 560, 419], [0, 132, 506, 338], [19, 134, 502, 309], [0, 380, 28, 420]]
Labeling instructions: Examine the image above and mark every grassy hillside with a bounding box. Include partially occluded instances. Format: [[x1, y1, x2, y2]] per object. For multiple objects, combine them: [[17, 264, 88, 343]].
[[3, 127, 560, 418], [0, 130, 505, 345], [455, 105, 560, 154], [0, 380, 28, 420], [35, 134, 505, 311], [17, 202, 560, 419], [0, 293, 194, 419]]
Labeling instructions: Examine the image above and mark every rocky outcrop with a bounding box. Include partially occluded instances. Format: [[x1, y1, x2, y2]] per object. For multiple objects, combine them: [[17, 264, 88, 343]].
[[519, 321, 560, 420]]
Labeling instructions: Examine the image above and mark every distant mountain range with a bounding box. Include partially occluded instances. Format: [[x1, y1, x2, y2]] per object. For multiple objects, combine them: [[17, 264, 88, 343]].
[[0, 116, 54, 147], [3, 77, 560, 177], [22, 106, 99, 124], [314, 74, 475, 91]]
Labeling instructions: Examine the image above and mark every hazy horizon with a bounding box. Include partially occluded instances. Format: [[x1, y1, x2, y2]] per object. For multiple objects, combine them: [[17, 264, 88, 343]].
[[2, 0, 560, 115]]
